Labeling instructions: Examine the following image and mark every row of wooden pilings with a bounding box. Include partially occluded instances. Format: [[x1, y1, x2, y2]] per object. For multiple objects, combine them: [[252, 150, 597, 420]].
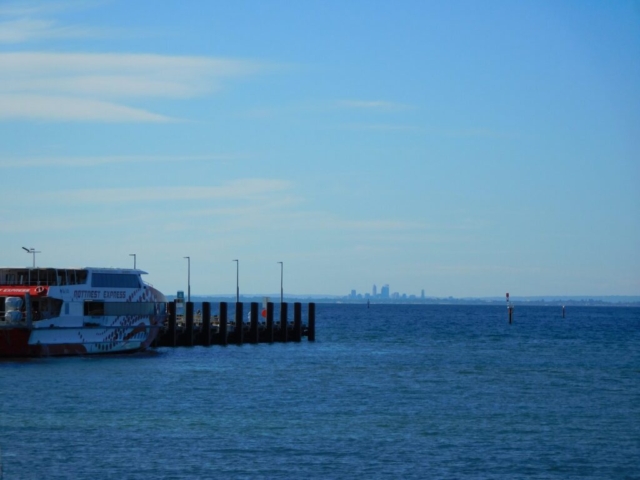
[[154, 301, 316, 347]]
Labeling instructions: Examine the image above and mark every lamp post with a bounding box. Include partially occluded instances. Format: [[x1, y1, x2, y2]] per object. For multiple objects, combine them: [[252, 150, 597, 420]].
[[184, 256, 191, 302], [129, 253, 136, 269], [277, 261, 283, 303], [232, 259, 239, 302], [22, 247, 40, 268]]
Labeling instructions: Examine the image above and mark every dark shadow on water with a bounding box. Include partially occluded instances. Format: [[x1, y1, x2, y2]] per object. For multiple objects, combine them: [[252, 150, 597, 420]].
[[0, 348, 167, 366]]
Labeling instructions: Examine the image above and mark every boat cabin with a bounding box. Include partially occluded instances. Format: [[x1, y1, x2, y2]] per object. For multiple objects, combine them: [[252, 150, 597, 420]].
[[0, 267, 149, 324], [0, 268, 89, 287]]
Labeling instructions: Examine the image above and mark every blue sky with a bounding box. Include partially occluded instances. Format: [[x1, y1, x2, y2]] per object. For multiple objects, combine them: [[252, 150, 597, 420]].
[[1, 0, 638, 297]]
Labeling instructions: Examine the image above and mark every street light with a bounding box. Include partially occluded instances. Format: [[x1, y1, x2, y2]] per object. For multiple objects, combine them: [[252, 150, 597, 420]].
[[184, 256, 191, 302], [277, 261, 283, 303], [129, 253, 136, 269], [22, 247, 40, 268], [232, 259, 239, 302]]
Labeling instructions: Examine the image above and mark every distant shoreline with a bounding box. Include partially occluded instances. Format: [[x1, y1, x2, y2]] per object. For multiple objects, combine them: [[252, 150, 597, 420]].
[[167, 295, 640, 307]]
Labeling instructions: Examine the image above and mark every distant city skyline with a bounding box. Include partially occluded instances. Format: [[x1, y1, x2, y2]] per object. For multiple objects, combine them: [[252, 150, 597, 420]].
[[348, 283, 427, 300]]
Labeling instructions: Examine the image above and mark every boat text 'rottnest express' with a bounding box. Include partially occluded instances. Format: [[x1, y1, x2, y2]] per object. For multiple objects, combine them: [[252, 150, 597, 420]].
[[0, 267, 167, 357]]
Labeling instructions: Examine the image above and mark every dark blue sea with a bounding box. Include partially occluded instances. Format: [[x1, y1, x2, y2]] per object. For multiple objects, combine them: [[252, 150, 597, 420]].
[[1, 304, 639, 479]]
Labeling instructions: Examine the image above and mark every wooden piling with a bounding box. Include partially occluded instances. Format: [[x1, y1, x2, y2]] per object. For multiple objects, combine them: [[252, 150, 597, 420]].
[[308, 302, 315, 342], [185, 301, 194, 346], [265, 302, 274, 343], [218, 302, 228, 346], [508, 306, 513, 324], [280, 302, 288, 342], [168, 301, 177, 347], [250, 302, 259, 344], [202, 302, 211, 346], [235, 302, 244, 345], [155, 300, 316, 347], [293, 302, 302, 342]]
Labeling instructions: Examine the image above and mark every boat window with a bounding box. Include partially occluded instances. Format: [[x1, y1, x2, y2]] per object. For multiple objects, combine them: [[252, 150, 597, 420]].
[[41, 298, 62, 318], [84, 301, 104, 316], [104, 302, 157, 316], [64, 270, 88, 285], [76, 271, 88, 285], [44, 269, 58, 286], [91, 273, 140, 288]]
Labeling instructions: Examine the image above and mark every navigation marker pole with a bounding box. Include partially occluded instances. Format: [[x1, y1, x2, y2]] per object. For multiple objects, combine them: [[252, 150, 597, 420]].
[[507, 292, 513, 324]]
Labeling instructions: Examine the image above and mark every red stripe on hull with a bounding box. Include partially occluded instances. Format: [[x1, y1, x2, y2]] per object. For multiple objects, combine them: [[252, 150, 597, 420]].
[[0, 328, 33, 357], [35, 343, 89, 356], [0, 328, 90, 357], [0, 328, 154, 357]]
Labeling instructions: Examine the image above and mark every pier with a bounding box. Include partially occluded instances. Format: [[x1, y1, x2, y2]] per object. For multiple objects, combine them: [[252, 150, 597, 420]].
[[154, 301, 316, 347]]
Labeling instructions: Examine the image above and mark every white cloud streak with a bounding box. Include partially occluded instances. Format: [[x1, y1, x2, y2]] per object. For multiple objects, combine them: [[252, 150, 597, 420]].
[[0, 18, 99, 43], [0, 177, 295, 233], [0, 52, 267, 122], [35, 179, 291, 204], [337, 100, 412, 111], [1, 53, 261, 96], [0, 154, 245, 168], [0, 1, 121, 43], [0, 0, 268, 122], [341, 123, 421, 132], [0, 1, 95, 17], [0, 94, 172, 122]]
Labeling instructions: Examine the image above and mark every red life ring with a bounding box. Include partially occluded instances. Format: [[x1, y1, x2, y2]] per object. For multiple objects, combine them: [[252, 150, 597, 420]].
[[35, 286, 45, 294]]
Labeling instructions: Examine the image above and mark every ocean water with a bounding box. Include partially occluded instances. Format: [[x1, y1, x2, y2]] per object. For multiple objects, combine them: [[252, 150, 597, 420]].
[[0, 304, 638, 479]]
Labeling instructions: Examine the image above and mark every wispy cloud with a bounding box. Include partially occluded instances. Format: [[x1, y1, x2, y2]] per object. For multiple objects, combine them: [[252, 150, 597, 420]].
[[0, 52, 267, 122], [0, 1, 269, 121], [337, 100, 413, 111], [0, 154, 247, 168], [340, 123, 421, 132], [0, 1, 95, 17], [0, 94, 172, 122], [0, 177, 295, 233], [425, 127, 516, 139], [1, 53, 262, 97], [332, 219, 426, 231], [340, 123, 516, 137], [35, 179, 291, 204], [0, 17, 101, 43], [0, 210, 161, 234], [0, 1, 109, 43]]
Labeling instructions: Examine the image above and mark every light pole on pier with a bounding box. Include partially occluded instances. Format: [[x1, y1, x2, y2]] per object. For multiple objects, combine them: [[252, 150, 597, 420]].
[[22, 247, 40, 268], [184, 256, 191, 302], [129, 253, 136, 269], [277, 261, 283, 303], [233, 259, 239, 302]]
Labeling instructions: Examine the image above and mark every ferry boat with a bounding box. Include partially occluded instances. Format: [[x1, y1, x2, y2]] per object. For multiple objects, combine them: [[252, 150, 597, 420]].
[[0, 267, 168, 357]]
